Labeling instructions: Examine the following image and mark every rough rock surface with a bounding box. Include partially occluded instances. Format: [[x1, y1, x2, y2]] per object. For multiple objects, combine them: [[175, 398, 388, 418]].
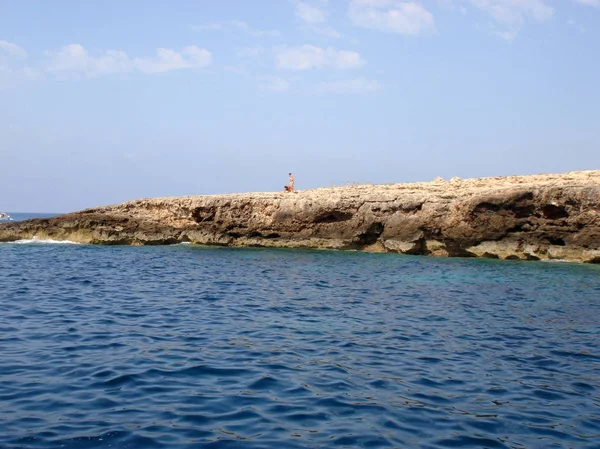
[[2, 171, 600, 263]]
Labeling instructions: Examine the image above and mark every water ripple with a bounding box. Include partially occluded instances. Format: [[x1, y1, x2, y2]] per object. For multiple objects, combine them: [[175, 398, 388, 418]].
[[0, 245, 599, 448]]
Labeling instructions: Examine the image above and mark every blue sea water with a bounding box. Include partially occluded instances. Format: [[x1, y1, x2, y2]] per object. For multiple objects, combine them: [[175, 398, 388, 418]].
[[0, 239, 599, 448], [3, 212, 60, 222]]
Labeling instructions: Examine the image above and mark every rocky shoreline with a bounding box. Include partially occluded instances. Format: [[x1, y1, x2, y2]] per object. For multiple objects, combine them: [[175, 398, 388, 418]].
[[2, 171, 599, 263]]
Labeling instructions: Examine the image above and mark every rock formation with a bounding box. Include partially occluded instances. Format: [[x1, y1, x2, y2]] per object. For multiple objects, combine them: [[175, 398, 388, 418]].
[[2, 171, 599, 263]]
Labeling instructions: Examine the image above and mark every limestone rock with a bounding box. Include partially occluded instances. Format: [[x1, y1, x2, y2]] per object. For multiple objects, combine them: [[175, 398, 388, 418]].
[[2, 171, 600, 263]]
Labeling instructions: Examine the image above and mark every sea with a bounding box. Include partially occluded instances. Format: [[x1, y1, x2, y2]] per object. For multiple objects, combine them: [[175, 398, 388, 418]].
[[1, 212, 60, 223], [0, 213, 599, 448]]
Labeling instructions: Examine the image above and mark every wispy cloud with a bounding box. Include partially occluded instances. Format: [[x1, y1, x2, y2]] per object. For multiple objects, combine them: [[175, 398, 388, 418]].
[[46, 45, 131, 76], [310, 26, 343, 38], [567, 19, 586, 33], [276, 45, 364, 70], [250, 29, 282, 37], [437, 0, 468, 14], [192, 20, 281, 37], [348, 0, 435, 36], [0, 40, 28, 58], [237, 47, 264, 58], [469, 0, 554, 23], [573, 0, 600, 7], [434, 0, 559, 40], [258, 76, 291, 92], [45, 44, 212, 78], [468, 0, 554, 41], [0, 41, 39, 86], [134, 46, 212, 73], [193, 20, 249, 31], [295, 1, 342, 38], [317, 78, 381, 94], [296, 1, 327, 24]]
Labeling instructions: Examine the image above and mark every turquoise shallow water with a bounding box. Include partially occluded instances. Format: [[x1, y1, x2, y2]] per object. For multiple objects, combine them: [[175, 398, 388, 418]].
[[0, 242, 599, 448]]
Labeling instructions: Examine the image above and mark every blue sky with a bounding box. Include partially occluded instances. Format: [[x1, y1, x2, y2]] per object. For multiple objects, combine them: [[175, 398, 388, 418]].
[[1, 0, 599, 212]]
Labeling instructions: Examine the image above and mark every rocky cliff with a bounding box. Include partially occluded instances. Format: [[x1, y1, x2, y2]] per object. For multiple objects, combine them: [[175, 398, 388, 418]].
[[2, 171, 600, 263]]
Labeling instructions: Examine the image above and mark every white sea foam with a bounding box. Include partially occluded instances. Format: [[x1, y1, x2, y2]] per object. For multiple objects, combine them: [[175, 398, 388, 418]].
[[12, 237, 81, 245]]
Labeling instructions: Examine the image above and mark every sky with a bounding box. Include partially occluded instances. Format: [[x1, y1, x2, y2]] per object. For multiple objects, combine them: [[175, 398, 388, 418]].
[[1, 0, 599, 212]]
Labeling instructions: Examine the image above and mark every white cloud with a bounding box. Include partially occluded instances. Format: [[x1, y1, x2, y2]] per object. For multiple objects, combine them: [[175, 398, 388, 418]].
[[469, 0, 554, 24], [468, 0, 554, 41], [334, 50, 365, 69], [573, 0, 600, 6], [276, 45, 365, 70], [192, 20, 281, 37], [296, 1, 327, 24], [348, 0, 435, 36], [295, 1, 342, 38], [317, 78, 381, 93], [134, 46, 211, 74], [46, 44, 132, 76], [276, 45, 325, 70], [0, 40, 27, 58], [435, 0, 558, 40], [0, 40, 31, 86], [45, 44, 212, 77], [258, 76, 291, 92]]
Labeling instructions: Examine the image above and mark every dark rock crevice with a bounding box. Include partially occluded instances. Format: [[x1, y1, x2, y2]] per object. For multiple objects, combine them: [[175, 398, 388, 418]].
[[314, 211, 354, 224], [547, 237, 566, 246], [192, 207, 216, 223], [542, 204, 569, 220], [354, 222, 385, 246]]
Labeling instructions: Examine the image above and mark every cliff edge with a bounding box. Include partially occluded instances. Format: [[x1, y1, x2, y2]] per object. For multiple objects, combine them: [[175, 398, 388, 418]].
[[2, 171, 599, 263]]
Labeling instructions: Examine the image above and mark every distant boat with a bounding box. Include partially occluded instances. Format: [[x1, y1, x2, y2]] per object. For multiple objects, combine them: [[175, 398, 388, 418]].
[[0, 212, 13, 221]]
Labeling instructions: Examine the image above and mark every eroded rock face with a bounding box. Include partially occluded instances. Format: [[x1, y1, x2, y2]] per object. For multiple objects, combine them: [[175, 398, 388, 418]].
[[2, 171, 600, 263]]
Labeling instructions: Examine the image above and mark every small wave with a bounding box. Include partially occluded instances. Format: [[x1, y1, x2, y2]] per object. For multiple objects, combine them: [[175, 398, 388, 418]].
[[12, 237, 81, 245]]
